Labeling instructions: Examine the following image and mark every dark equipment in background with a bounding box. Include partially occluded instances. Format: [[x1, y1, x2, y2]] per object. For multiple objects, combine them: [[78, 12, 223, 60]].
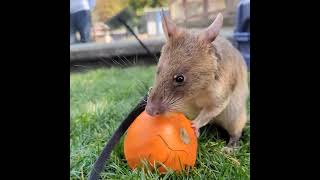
[[105, 8, 134, 29], [106, 8, 158, 62], [233, 0, 250, 69]]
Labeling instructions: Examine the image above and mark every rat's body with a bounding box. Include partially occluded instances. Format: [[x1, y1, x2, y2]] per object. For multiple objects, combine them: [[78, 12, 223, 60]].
[[146, 13, 249, 152]]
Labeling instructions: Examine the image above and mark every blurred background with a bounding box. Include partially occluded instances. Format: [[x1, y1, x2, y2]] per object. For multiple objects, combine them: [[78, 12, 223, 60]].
[[70, 0, 250, 70], [73, 0, 237, 43]]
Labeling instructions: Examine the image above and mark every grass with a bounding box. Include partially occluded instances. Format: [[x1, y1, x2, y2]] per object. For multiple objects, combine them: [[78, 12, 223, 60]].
[[70, 66, 250, 180]]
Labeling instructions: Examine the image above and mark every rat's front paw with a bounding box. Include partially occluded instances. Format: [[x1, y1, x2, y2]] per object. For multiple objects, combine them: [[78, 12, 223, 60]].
[[191, 121, 200, 138]]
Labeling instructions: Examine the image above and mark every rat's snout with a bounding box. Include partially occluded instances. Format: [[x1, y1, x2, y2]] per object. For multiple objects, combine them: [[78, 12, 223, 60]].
[[146, 98, 166, 116]]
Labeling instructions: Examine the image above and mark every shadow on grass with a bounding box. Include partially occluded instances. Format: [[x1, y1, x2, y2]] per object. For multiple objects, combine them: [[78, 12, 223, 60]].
[[199, 121, 250, 144]]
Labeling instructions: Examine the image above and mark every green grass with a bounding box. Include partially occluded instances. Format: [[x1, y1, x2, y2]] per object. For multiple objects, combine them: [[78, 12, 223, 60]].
[[70, 66, 250, 180]]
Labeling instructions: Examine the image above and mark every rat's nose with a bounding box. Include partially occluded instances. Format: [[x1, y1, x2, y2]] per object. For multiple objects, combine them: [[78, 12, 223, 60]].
[[146, 107, 160, 116], [145, 102, 165, 116]]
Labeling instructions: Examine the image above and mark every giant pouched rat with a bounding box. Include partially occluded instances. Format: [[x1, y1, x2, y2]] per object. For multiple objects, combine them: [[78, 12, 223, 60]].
[[89, 13, 249, 180], [146, 13, 248, 152]]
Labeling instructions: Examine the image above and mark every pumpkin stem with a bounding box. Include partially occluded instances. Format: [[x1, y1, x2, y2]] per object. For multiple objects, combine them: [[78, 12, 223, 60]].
[[179, 128, 190, 144]]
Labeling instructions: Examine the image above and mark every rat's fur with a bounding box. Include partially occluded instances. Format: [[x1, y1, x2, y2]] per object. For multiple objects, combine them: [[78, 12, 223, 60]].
[[146, 13, 249, 152]]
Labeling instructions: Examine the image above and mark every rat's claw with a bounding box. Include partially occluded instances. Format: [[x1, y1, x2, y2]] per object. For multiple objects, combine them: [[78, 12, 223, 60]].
[[221, 147, 234, 154], [191, 121, 200, 138]]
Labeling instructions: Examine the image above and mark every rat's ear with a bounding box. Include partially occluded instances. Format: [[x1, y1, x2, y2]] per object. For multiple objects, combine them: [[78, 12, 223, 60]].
[[161, 11, 177, 40], [199, 13, 223, 43]]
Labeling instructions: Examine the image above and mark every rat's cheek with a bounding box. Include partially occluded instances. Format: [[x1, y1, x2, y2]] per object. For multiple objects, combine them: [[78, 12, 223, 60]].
[[145, 104, 152, 116]]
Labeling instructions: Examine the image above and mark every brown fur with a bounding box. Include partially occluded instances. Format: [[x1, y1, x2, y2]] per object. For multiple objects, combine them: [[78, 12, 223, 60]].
[[146, 13, 249, 152]]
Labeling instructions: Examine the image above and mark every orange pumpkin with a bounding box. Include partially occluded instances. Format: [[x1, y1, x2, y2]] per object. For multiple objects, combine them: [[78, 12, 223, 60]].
[[124, 110, 197, 173]]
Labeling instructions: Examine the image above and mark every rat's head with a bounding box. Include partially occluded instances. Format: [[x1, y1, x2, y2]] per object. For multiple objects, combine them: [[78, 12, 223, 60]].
[[146, 13, 224, 116]]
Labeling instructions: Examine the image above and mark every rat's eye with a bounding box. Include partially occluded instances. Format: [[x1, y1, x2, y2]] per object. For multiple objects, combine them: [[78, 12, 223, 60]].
[[174, 75, 185, 83]]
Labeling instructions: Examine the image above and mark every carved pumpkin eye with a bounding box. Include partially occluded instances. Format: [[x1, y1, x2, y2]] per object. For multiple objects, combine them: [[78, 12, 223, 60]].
[[174, 75, 184, 83]]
